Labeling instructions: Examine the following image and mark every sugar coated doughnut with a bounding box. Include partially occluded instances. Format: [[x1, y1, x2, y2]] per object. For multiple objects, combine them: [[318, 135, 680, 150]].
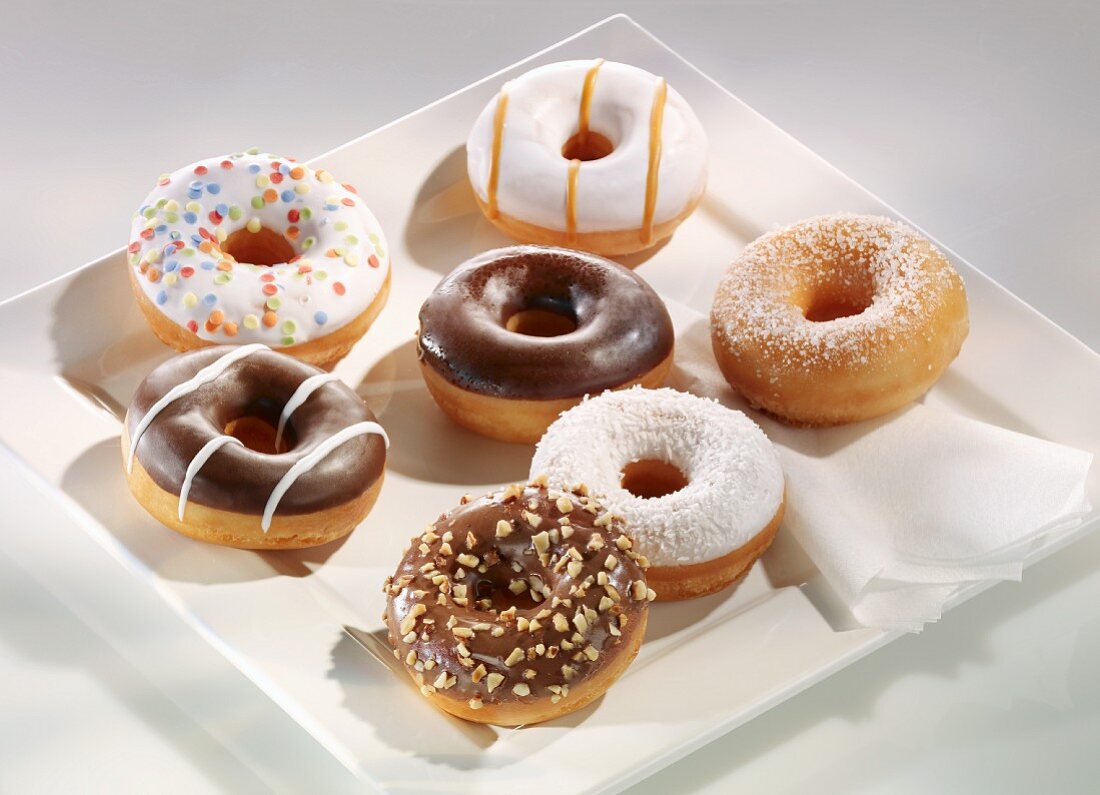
[[710, 213, 968, 426], [123, 344, 388, 549], [531, 388, 785, 600], [383, 478, 653, 725], [467, 60, 708, 256], [128, 149, 391, 370], [417, 246, 674, 443]]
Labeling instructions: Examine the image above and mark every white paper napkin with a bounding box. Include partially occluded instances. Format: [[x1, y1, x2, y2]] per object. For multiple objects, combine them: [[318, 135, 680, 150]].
[[670, 321, 1094, 632]]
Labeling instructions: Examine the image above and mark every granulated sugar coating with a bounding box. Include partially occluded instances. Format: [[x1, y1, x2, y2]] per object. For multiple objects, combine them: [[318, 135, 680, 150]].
[[710, 213, 968, 425]]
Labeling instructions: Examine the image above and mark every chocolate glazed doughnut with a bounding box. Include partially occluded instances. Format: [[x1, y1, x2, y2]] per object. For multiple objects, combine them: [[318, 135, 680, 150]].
[[383, 478, 654, 725], [122, 344, 388, 549], [417, 245, 674, 443]]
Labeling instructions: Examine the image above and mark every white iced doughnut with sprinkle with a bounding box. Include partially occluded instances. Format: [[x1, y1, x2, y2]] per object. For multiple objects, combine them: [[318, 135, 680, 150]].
[[530, 387, 785, 600], [467, 60, 709, 257], [128, 148, 391, 369]]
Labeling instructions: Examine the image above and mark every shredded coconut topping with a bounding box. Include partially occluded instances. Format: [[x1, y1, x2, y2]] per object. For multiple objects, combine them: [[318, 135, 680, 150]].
[[531, 387, 784, 567]]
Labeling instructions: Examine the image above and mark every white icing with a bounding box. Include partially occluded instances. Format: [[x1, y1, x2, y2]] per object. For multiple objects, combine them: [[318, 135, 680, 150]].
[[129, 149, 390, 347], [178, 435, 243, 521], [275, 373, 340, 451], [127, 344, 268, 474], [530, 387, 784, 567], [467, 60, 709, 233], [261, 421, 390, 532]]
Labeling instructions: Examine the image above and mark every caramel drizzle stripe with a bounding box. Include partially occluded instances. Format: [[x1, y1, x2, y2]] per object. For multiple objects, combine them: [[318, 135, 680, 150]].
[[486, 84, 510, 220], [565, 59, 604, 244], [566, 159, 581, 244], [641, 77, 668, 247]]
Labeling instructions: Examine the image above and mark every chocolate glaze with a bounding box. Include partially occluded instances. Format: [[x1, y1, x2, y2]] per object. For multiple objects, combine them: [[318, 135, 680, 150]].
[[383, 480, 651, 709], [417, 246, 674, 399], [127, 346, 385, 515]]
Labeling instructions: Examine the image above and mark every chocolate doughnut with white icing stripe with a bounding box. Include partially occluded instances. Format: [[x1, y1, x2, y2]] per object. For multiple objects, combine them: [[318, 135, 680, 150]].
[[122, 345, 387, 549]]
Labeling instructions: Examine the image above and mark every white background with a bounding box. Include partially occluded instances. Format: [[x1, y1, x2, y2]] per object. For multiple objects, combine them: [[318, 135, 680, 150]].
[[2, 1, 1099, 792]]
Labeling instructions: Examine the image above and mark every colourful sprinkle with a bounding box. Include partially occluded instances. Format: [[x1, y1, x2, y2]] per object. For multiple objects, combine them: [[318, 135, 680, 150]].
[[246, 217, 262, 233], [333, 281, 345, 296], [243, 314, 260, 330], [314, 311, 328, 325], [183, 292, 198, 309]]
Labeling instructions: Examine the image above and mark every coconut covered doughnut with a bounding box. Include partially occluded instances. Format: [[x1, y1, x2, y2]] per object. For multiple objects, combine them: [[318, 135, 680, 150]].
[[417, 246, 674, 443], [530, 388, 785, 601], [128, 148, 391, 370], [383, 479, 653, 726], [467, 59, 709, 256], [123, 344, 388, 549], [710, 213, 969, 426]]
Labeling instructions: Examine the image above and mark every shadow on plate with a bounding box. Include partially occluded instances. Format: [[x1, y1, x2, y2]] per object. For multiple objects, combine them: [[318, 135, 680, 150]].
[[402, 145, 512, 276], [60, 438, 344, 585], [356, 337, 532, 486]]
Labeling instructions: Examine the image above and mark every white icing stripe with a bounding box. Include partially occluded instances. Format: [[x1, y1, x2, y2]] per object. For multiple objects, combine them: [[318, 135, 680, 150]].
[[261, 421, 390, 532], [127, 344, 268, 474], [178, 435, 243, 521], [275, 373, 341, 451]]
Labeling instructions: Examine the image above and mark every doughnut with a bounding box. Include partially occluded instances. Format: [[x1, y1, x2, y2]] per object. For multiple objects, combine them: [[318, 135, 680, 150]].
[[710, 214, 968, 426], [467, 59, 708, 257], [122, 344, 388, 549], [417, 245, 674, 443], [530, 388, 785, 601], [382, 478, 653, 725], [128, 148, 391, 370]]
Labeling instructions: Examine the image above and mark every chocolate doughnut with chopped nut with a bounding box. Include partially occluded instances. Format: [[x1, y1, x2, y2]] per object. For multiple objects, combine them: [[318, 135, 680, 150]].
[[382, 477, 654, 726]]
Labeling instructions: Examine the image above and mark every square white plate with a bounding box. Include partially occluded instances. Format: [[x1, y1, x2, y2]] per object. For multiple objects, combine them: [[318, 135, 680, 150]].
[[2, 15, 1098, 795]]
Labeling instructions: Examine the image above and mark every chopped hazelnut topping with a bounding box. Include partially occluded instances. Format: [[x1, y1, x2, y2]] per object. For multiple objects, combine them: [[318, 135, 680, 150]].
[[530, 474, 549, 487], [561, 525, 574, 539], [512, 683, 531, 697], [504, 647, 525, 666], [566, 560, 583, 578], [556, 496, 574, 514], [439, 542, 453, 556], [522, 511, 542, 528], [516, 617, 530, 632], [552, 613, 570, 632], [432, 672, 455, 690], [609, 623, 622, 637], [471, 664, 487, 683], [584, 645, 599, 661], [573, 612, 589, 635], [587, 535, 606, 551], [495, 519, 512, 538], [647, 587, 658, 602], [502, 483, 524, 501], [456, 642, 471, 658], [523, 668, 537, 680], [631, 580, 647, 601], [528, 619, 542, 633], [486, 673, 505, 693], [491, 626, 505, 637], [561, 665, 576, 680], [508, 579, 528, 595], [451, 626, 474, 638], [499, 606, 517, 621], [594, 512, 613, 527], [598, 596, 614, 612], [615, 535, 632, 550], [405, 650, 417, 666], [457, 553, 479, 568], [532, 531, 550, 555], [468, 698, 483, 710], [604, 554, 619, 570]]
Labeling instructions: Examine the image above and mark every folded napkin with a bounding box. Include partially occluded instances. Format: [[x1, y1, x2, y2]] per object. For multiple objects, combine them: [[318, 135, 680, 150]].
[[671, 321, 1094, 632]]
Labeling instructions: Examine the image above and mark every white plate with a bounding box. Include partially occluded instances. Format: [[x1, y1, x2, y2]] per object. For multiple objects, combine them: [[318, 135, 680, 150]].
[[1, 15, 1098, 795]]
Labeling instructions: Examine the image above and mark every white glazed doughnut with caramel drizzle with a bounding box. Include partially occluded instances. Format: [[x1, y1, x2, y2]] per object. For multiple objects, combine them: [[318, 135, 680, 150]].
[[467, 60, 709, 257], [122, 344, 388, 549]]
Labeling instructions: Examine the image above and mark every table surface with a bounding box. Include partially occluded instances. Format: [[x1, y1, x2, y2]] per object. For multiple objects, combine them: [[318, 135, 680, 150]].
[[3, 1, 1099, 792]]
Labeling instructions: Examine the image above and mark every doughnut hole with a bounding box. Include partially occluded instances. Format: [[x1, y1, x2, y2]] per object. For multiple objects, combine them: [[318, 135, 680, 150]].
[[797, 262, 875, 322], [621, 459, 689, 499], [223, 415, 293, 454], [467, 560, 544, 612], [505, 308, 578, 337], [561, 130, 615, 162], [221, 225, 296, 267]]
